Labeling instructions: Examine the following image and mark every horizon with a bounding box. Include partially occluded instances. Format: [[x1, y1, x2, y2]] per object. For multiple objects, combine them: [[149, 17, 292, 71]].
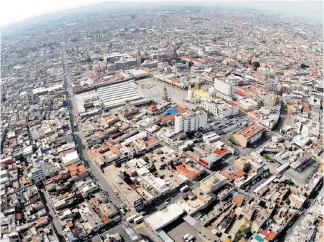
[[1, 0, 323, 28]]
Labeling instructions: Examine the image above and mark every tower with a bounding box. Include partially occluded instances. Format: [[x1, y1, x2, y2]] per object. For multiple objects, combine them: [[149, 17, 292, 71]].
[[137, 48, 141, 67], [195, 76, 200, 89], [162, 85, 169, 102]]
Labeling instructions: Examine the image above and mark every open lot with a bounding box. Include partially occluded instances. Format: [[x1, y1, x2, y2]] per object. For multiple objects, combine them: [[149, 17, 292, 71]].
[[136, 78, 198, 110], [283, 163, 320, 186]]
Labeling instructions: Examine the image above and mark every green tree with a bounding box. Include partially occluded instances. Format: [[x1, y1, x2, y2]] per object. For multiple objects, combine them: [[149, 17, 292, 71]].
[[300, 63, 309, 69], [252, 61, 260, 68], [234, 225, 252, 242], [283, 179, 295, 186]]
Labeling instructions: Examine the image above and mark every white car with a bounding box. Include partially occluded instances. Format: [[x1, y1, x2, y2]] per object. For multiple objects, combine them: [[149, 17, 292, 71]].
[[183, 234, 190, 241], [186, 235, 194, 242]]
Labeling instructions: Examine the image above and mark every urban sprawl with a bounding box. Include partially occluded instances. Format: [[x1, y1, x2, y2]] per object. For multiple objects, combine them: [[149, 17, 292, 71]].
[[1, 5, 323, 242]]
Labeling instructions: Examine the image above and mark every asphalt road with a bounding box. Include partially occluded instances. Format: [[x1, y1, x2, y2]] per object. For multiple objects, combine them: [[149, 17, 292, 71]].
[[40, 188, 66, 241]]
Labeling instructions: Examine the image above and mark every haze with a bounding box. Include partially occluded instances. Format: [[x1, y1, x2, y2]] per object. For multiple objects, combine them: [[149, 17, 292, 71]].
[[0, 0, 323, 27]]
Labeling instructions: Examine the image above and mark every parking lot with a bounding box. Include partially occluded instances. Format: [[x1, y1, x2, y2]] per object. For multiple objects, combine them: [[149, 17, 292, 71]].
[[283, 163, 320, 186], [209, 116, 250, 135], [165, 219, 200, 242]]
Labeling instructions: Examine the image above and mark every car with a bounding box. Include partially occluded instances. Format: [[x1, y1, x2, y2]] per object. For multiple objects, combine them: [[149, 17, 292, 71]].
[[186, 235, 194, 242], [183, 234, 191, 241]]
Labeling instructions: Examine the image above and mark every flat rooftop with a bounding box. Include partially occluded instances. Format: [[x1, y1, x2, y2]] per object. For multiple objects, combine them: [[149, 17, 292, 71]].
[[145, 203, 185, 231]]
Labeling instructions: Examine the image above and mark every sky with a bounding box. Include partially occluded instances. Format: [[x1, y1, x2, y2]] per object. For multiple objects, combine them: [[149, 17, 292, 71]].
[[0, 0, 323, 27]]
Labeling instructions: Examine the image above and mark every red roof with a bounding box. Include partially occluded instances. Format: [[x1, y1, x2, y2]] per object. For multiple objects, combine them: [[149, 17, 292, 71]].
[[161, 115, 176, 123], [261, 229, 277, 241], [146, 138, 158, 147], [35, 217, 48, 227], [101, 215, 110, 224], [233, 194, 245, 206], [235, 170, 246, 178], [199, 158, 209, 167], [213, 147, 228, 156], [16, 213, 22, 220], [227, 101, 237, 107], [176, 164, 198, 180], [110, 146, 119, 153], [175, 105, 188, 114]]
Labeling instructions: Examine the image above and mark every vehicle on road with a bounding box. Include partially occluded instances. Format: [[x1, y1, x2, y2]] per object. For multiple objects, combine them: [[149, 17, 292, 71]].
[[126, 214, 137, 223], [134, 215, 143, 224], [180, 185, 190, 193]]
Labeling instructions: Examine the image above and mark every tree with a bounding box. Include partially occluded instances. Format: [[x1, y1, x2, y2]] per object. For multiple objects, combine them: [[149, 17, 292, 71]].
[[300, 63, 310, 69], [234, 225, 252, 242], [252, 61, 260, 68], [283, 179, 295, 186]]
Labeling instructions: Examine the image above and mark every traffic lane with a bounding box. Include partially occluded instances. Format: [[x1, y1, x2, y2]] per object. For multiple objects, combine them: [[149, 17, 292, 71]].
[[74, 134, 121, 205], [40, 189, 65, 237]]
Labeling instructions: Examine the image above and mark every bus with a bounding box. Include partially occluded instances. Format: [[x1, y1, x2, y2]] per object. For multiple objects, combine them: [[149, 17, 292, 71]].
[[134, 215, 144, 224], [126, 214, 138, 223]]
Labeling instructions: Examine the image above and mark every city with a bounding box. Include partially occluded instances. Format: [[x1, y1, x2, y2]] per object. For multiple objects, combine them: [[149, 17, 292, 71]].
[[0, 2, 323, 242]]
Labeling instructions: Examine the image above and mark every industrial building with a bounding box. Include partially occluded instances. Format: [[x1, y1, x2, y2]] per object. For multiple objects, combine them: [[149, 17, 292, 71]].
[[98, 81, 143, 110]]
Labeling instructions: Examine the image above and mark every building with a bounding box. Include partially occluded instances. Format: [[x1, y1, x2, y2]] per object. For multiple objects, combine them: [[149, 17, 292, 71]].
[[145, 203, 185, 231], [174, 111, 207, 133], [104, 166, 144, 211], [233, 124, 265, 148], [199, 172, 226, 193], [31, 167, 46, 184], [239, 98, 259, 111], [61, 151, 80, 167], [201, 101, 239, 118], [214, 78, 235, 98]]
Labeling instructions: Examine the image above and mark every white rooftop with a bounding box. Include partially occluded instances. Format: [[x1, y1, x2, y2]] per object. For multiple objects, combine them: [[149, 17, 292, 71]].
[[145, 203, 184, 230]]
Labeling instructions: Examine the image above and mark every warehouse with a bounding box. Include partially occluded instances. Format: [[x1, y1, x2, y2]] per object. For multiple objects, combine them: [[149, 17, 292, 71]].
[[98, 81, 143, 109]]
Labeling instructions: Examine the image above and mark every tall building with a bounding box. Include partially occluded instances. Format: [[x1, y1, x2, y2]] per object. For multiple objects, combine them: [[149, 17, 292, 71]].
[[31, 167, 46, 184], [162, 86, 169, 102], [195, 76, 200, 89], [214, 78, 235, 101], [174, 111, 207, 133], [137, 49, 141, 67]]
